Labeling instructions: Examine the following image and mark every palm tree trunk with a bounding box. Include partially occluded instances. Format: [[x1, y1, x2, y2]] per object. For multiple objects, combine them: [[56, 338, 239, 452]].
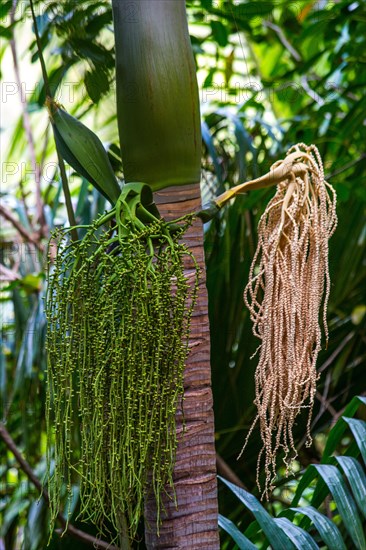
[[144, 184, 219, 549]]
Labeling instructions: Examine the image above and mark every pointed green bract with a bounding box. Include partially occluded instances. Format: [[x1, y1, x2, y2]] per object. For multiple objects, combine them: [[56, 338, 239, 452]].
[[47, 98, 121, 204]]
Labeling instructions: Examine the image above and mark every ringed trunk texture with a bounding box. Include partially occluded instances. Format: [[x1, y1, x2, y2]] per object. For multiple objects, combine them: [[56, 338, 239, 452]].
[[144, 184, 219, 549]]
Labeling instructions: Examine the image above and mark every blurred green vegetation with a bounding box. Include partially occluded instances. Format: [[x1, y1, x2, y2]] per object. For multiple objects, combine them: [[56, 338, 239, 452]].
[[0, 1, 365, 548]]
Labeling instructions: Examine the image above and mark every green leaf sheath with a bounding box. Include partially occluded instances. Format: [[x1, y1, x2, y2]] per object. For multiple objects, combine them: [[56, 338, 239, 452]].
[[112, 0, 201, 190]]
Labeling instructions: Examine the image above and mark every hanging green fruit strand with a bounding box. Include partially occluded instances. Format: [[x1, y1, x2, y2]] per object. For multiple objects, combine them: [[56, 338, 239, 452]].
[[45, 192, 199, 543]]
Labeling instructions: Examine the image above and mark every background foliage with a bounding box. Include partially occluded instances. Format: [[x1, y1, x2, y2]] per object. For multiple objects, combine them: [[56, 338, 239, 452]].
[[1, 1, 365, 548]]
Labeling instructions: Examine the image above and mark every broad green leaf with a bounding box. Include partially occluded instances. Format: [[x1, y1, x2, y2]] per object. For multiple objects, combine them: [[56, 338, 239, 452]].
[[290, 506, 346, 550], [274, 517, 319, 550], [85, 10, 113, 36], [343, 418, 366, 466], [336, 456, 366, 518], [219, 476, 295, 550], [49, 101, 121, 204], [312, 464, 366, 550], [19, 274, 42, 294], [231, 2, 273, 21], [322, 397, 366, 461], [219, 514, 257, 550], [38, 62, 73, 106], [0, 0, 12, 19], [68, 38, 113, 66], [203, 67, 217, 88], [244, 519, 261, 539], [0, 24, 12, 40]]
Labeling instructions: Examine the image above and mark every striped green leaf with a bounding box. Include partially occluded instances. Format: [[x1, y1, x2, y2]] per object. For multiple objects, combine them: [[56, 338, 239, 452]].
[[322, 396, 366, 462], [292, 397, 366, 509], [336, 456, 366, 519], [312, 464, 366, 550], [274, 517, 319, 550], [218, 477, 295, 550], [290, 506, 346, 550], [343, 417, 366, 466], [218, 514, 257, 550]]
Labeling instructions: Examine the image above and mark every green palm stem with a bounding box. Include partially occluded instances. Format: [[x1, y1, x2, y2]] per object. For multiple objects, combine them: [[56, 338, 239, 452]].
[[112, 1, 219, 548]]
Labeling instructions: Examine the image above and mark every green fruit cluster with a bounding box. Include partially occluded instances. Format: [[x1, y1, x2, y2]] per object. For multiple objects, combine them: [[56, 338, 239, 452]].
[[45, 198, 199, 543]]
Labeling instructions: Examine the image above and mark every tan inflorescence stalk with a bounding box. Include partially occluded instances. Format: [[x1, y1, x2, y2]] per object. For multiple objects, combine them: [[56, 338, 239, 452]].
[[45, 205, 199, 544], [240, 144, 337, 497]]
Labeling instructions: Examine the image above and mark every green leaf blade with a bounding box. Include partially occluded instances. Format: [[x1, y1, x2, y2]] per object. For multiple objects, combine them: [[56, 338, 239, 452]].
[[274, 517, 319, 550], [219, 476, 295, 550], [218, 514, 257, 550], [313, 464, 366, 550], [336, 456, 366, 519], [322, 397, 366, 462], [343, 417, 366, 466], [290, 506, 346, 550]]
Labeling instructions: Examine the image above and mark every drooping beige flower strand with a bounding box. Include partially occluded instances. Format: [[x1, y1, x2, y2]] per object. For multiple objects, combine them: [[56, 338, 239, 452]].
[[240, 144, 337, 497]]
